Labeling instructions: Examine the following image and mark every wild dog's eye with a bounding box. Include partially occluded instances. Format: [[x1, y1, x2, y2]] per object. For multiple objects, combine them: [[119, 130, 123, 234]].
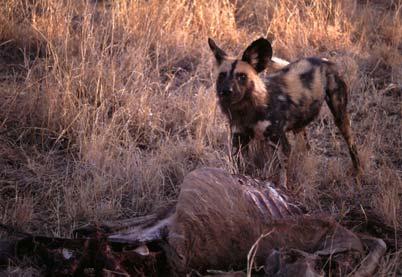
[[237, 73, 247, 82]]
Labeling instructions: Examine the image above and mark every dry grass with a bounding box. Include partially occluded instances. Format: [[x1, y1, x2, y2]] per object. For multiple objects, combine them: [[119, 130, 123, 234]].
[[0, 0, 401, 274]]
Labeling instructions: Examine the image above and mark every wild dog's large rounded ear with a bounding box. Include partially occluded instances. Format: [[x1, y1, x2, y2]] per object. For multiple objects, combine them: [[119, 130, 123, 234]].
[[208, 38, 227, 66], [241, 37, 273, 73]]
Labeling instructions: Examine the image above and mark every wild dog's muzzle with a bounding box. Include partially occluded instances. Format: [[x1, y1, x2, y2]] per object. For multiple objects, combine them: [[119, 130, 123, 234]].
[[218, 87, 233, 97], [217, 79, 233, 97]]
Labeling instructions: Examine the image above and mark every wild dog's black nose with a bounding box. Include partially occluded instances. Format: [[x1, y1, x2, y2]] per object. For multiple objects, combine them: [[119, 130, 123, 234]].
[[219, 88, 232, 97]]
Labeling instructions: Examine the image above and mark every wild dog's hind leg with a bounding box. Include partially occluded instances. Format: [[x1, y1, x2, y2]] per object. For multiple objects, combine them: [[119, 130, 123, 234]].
[[325, 75, 361, 175]]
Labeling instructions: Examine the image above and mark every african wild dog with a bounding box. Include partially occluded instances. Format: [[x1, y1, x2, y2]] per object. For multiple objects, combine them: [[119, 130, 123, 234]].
[[208, 37, 361, 186]]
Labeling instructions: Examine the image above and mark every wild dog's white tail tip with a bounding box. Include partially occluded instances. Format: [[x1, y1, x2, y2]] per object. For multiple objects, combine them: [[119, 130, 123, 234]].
[[271, 56, 289, 70]]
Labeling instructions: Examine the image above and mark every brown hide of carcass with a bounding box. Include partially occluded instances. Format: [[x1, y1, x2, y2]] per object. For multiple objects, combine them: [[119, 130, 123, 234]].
[[0, 168, 386, 276], [167, 168, 364, 275]]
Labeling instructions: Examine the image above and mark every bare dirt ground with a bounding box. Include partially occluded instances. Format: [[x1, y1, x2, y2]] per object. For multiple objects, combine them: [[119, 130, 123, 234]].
[[0, 0, 401, 275]]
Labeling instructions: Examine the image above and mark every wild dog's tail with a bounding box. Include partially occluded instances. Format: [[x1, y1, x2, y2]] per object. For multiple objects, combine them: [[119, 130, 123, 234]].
[[323, 61, 361, 174], [267, 56, 290, 72], [271, 56, 289, 68]]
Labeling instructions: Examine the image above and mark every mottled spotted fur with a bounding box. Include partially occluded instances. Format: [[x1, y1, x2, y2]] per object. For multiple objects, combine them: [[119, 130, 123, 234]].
[[208, 38, 361, 186]]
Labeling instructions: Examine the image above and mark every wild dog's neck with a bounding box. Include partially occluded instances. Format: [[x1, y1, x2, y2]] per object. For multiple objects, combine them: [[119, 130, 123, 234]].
[[251, 76, 269, 107]]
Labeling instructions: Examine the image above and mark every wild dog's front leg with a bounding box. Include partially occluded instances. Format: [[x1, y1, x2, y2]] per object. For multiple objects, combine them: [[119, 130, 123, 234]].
[[231, 130, 253, 171], [266, 131, 291, 188], [278, 134, 291, 188], [293, 128, 311, 151]]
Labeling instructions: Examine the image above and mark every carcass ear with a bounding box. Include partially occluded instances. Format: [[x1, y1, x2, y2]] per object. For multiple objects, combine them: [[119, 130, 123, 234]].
[[242, 37, 272, 73], [208, 38, 227, 66]]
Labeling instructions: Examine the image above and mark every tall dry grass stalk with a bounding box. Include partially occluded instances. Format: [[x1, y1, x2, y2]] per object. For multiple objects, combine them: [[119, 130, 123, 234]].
[[0, 0, 401, 274]]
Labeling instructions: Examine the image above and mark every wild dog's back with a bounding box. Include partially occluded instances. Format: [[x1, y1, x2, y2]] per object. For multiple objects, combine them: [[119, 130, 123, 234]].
[[265, 57, 332, 132], [264, 57, 361, 173]]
